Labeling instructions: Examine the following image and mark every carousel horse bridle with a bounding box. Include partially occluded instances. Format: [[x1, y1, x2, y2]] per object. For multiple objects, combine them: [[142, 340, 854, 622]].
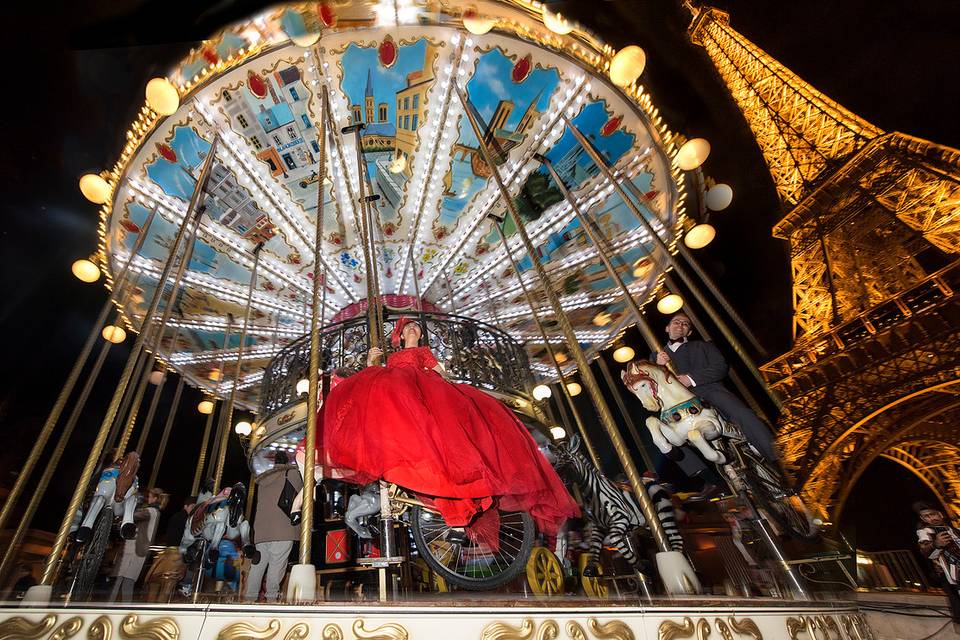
[[622, 361, 708, 424]]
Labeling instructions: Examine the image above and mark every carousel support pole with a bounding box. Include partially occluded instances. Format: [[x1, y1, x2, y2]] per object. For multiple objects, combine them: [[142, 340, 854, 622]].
[[0, 205, 158, 535], [191, 402, 218, 496], [25, 137, 219, 604], [563, 118, 780, 409], [458, 86, 699, 594], [289, 85, 329, 603], [147, 375, 185, 489], [134, 368, 167, 454], [245, 471, 256, 522], [492, 225, 602, 470], [213, 243, 262, 493], [114, 355, 156, 455], [106, 349, 149, 452], [0, 339, 113, 587], [596, 355, 655, 472]]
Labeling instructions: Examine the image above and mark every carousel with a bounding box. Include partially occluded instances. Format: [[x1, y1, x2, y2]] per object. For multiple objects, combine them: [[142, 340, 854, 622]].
[[1, 1, 872, 638]]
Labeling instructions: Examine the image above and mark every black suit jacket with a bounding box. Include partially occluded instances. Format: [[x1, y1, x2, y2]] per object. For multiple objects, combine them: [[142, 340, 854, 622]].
[[652, 340, 729, 395]]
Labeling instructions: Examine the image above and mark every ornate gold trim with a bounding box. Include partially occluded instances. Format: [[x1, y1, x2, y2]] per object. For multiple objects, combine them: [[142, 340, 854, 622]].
[[88, 617, 112, 640], [351, 620, 408, 640], [118, 615, 179, 640], [536, 621, 559, 640], [785, 618, 804, 640], [282, 624, 309, 640], [482, 619, 535, 640], [728, 618, 762, 640], [565, 622, 587, 640], [658, 618, 695, 640], [321, 625, 343, 640], [216, 620, 281, 640], [589, 619, 634, 640], [0, 615, 57, 640], [49, 619, 83, 640]]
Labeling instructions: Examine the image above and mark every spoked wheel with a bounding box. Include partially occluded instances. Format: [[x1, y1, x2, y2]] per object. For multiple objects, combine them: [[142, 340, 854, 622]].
[[73, 507, 113, 601], [741, 455, 819, 541], [410, 504, 534, 591], [578, 553, 608, 599], [525, 547, 564, 596]]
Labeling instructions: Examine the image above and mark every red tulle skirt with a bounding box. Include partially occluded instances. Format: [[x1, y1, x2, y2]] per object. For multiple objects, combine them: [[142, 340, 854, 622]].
[[318, 352, 578, 536]]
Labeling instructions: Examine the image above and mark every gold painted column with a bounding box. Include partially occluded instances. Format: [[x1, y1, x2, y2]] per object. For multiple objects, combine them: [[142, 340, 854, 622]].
[[33, 136, 219, 590], [191, 402, 218, 496], [457, 85, 673, 555]]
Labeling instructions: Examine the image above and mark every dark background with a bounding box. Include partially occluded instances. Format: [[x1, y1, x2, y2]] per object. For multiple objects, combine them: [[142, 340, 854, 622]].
[[0, 0, 957, 554]]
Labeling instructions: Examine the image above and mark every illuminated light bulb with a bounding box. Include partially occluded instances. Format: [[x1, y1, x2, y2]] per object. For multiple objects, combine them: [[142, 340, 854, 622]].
[[296, 378, 310, 395], [72, 258, 101, 283], [101, 325, 127, 343], [234, 421, 252, 436], [462, 7, 495, 34], [609, 46, 646, 87], [79, 174, 111, 204], [554, 352, 568, 364], [675, 138, 711, 171], [198, 400, 215, 415], [549, 426, 567, 440], [532, 384, 552, 401], [656, 293, 684, 314], [705, 183, 733, 211], [145, 78, 180, 116], [208, 369, 222, 381], [542, 8, 573, 35], [613, 346, 635, 363], [684, 223, 716, 249], [566, 382, 582, 397], [149, 370, 164, 385]]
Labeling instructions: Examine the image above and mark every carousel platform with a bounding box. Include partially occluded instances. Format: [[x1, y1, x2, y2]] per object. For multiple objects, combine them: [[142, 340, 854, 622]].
[[0, 597, 873, 640]]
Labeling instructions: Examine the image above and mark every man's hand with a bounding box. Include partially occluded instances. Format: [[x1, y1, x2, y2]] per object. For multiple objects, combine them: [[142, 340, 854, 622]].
[[366, 347, 383, 367], [935, 531, 953, 548], [677, 374, 694, 388], [655, 351, 670, 366]]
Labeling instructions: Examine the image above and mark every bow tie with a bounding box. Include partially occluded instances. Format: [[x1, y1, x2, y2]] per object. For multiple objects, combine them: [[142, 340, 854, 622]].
[[668, 338, 686, 345]]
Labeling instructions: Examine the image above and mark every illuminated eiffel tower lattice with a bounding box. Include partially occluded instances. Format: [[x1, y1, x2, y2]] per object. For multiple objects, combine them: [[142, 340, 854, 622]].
[[689, 6, 960, 521]]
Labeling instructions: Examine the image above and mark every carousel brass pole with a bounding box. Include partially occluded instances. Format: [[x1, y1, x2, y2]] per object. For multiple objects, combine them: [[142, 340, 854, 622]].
[[492, 224, 603, 470], [0, 339, 113, 585], [245, 471, 256, 522], [147, 375, 185, 489], [114, 355, 156, 454], [596, 355, 655, 472], [107, 350, 149, 451], [134, 368, 167, 454], [191, 404, 218, 496], [0, 206, 158, 534], [31, 137, 219, 596], [457, 86, 676, 558], [212, 243, 262, 493], [298, 85, 328, 571], [562, 118, 780, 409]]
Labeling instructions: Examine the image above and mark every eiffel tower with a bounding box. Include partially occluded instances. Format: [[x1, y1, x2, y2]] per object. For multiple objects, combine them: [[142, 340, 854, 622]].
[[688, 6, 960, 522]]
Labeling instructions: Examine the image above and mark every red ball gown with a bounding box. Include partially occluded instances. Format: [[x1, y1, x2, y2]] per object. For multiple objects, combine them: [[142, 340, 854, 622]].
[[319, 346, 578, 535]]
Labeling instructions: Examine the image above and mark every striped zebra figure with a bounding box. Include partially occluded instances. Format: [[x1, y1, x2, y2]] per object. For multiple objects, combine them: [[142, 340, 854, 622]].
[[552, 434, 683, 577]]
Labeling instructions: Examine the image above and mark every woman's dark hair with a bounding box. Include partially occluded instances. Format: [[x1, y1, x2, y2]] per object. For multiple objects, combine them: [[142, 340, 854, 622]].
[[275, 451, 289, 465]]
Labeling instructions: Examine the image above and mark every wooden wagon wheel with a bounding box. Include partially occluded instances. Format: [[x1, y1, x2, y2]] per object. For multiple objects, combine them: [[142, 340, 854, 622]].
[[525, 547, 564, 596], [579, 553, 609, 599]]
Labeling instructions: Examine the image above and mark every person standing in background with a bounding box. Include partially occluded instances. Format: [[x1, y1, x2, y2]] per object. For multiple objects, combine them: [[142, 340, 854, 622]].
[[111, 488, 165, 601]]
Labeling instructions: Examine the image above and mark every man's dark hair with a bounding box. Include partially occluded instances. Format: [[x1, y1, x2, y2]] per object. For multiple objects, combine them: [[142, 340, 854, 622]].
[[913, 501, 938, 515], [183, 496, 197, 507]]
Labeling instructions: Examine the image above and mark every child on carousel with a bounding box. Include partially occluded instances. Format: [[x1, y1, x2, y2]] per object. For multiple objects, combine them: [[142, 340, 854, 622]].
[[311, 316, 578, 537]]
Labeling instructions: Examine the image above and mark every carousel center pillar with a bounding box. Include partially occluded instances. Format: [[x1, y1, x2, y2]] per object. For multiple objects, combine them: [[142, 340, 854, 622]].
[[25, 137, 220, 604], [457, 84, 699, 595], [289, 84, 329, 603], [563, 117, 780, 410]]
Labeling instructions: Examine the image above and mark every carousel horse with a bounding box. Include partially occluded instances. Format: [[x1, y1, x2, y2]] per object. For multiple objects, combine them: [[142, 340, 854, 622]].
[[550, 435, 683, 577], [179, 483, 255, 563], [622, 360, 741, 464], [73, 451, 140, 542]]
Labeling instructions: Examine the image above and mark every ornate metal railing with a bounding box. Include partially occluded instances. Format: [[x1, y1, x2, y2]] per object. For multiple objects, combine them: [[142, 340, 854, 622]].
[[258, 311, 533, 418]]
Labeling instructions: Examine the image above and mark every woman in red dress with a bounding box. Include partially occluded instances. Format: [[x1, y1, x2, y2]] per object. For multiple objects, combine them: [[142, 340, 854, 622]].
[[319, 317, 578, 536]]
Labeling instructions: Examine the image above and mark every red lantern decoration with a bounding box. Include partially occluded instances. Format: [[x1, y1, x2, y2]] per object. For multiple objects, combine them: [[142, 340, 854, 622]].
[[156, 143, 177, 163], [512, 54, 532, 83], [379, 36, 398, 68], [601, 115, 623, 137], [247, 70, 268, 99]]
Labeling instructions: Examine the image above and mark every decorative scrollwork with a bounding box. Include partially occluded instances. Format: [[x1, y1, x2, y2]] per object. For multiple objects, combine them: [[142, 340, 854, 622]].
[[713, 620, 733, 640], [536, 621, 559, 640], [282, 625, 308, 640], [786, 618, 806, 640], [820, 617, 840, 640], [696, 620, 710, 640], [565, 622, 587, 640], [481, 620, 535, 640], [351, 620, 408, 640], [588, 619, 634, 640], [0, 615, 57, 640], [321, 625, 343, 640], [658, 618, 695, 640], [216, 621, 281, 640], [49, 619, 83, 640], [728, 618, 762, 640], [118, 615, 179, 640], [88, 617, 112, 640]]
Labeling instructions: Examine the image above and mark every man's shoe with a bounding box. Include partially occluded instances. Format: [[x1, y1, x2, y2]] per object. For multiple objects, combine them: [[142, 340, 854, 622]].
[[686, 483, 721, 503]]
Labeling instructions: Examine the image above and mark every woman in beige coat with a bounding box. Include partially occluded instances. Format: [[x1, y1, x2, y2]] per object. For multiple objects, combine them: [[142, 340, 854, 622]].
[[110, 488, 165, 601]]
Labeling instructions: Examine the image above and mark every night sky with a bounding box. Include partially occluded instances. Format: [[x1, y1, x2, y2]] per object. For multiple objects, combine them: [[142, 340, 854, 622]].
[[1, 0, 957, 553]]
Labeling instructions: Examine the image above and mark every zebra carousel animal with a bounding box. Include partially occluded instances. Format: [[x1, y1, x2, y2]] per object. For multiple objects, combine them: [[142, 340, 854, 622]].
[[621, 360, 818, 540], [549, 435, 700, 595]]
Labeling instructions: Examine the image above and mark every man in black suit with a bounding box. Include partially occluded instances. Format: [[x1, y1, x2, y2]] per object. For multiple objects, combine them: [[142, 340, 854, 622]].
[[654, 313, 779, 485]]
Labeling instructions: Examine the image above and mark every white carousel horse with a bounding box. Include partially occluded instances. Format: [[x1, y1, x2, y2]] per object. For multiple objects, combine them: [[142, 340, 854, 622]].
[[73, 451, 140, 542], [621, 360, 741, 464], [180, 483, 255, 563]]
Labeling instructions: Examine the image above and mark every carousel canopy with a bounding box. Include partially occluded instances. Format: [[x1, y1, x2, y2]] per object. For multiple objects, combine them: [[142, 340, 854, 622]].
[[95, 1, 692, 409]]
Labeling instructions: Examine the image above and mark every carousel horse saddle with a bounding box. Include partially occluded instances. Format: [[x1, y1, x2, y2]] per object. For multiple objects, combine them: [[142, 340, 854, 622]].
[[189, 489, 231, 535]]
